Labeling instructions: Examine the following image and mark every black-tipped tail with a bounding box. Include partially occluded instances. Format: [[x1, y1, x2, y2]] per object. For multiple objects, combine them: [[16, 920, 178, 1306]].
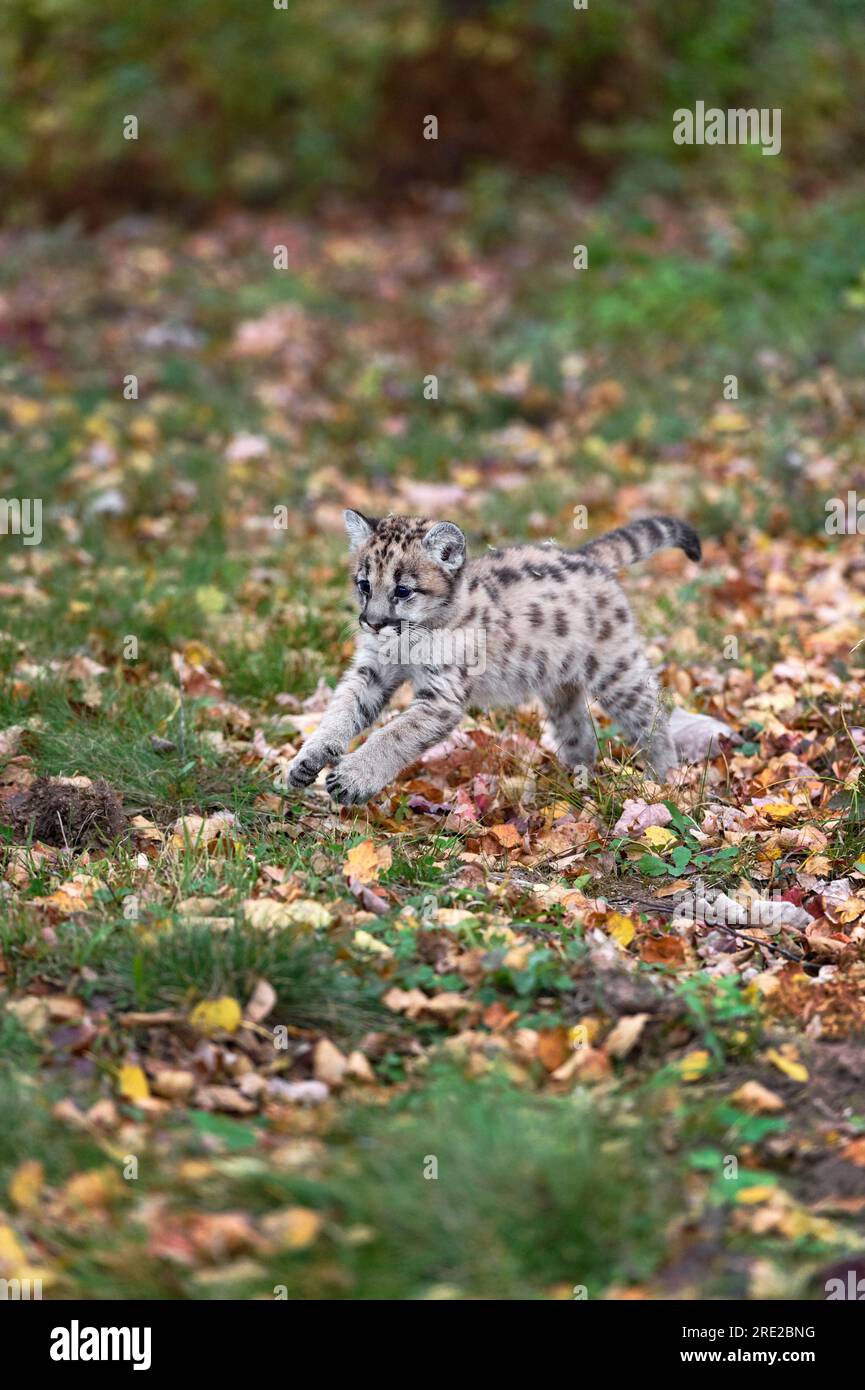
[[578, 515, 701, 570]]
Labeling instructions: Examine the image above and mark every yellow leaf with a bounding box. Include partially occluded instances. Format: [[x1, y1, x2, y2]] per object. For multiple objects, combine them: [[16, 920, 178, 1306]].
[[801, 853, 831, 876], [343, 839, 391, 884], [194, 584, 228, 615], [736, 1185, 778, 1205], [118, 1064, 150, 1102], [642, 826, 676, 850], [353, 929, 393, 957], [832, 895, 865, 924], [183, 640, 215, 667], [282, 899, 334, 931], [761, 803, 798, 822], [0, 1222, 27, 1272], [606, 912, 635, 948], [7, 397, 43, 427], [569, 1015, 602, 1047], [242, 898, 299, 930], [709, 409, 749, 432], [262, 1206, 323, 1250], [189, 996, 242, 1036], [679, 1049, 711, 1082], [8, 1160, 43, 1211], [766, 1047, 808, 1083]]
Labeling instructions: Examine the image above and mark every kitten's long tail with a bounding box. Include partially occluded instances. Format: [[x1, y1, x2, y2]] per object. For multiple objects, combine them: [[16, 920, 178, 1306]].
[[577, 515, 701, 570]]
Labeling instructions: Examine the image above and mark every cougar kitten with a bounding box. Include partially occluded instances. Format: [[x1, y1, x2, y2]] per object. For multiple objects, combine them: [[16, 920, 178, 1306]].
[[286, 511, 701, 805]]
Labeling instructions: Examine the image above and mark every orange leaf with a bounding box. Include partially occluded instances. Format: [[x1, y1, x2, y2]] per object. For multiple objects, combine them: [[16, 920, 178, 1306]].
[[537, 1027, 571, 1072], [488, 823, 522, 849], [640, 935, 685, 966], [343, 839, 392, 884]]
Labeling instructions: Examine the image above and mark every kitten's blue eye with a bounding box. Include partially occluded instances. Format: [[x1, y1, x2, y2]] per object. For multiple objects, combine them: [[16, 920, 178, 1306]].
[[357, 578, 371, 595], [394, 585, 413, 600]]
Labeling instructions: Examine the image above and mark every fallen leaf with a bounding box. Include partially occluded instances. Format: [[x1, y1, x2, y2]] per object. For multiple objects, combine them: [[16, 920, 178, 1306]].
[[678, 1049, 711, 1082], [639, 935, 686, 966], [118, 1063, 150, 1102], [245, 978, 277, 1024], [313, 1038, 348, 1086], [151, 1069, 196, 1101], [343, 839, 392, 884], [537, 1027, 572, 1071], [642, 826, 677, 850], [605, 1013, 649, 1059], [352, 929, 393, 957], [488, 823, 522, 849], [840, 1137, 865, 1167], [8, 1160, 44, 1211], [606, 912, 636, 948], [189, 997, 242, 1036], [730, 1080, 786, 1114], [736, 1185, 778, 1205], [261, 1207, 323, 1250], [766, 1046, 808, 1083]]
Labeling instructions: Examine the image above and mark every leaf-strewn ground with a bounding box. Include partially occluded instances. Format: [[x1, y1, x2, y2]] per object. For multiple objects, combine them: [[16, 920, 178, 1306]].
[[0, 187, 864, 1299]]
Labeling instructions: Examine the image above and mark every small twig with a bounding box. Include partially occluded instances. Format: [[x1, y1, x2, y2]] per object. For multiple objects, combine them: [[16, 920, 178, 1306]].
[[55, 810, 71, 852], [174, 666, 187, 764]]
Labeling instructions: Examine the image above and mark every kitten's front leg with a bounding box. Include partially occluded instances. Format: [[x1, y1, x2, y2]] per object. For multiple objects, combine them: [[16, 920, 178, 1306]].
[[326, 668, 466, 806], [286, 645, 402, 790]]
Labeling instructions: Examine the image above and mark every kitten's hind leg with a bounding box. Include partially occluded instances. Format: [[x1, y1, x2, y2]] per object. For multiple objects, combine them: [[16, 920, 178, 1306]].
[[544, 680, 598, 783], [598, 665, 677, 780]]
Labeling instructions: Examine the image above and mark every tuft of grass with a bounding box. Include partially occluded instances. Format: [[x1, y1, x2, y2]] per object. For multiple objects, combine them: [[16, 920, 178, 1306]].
[[0, 913, 381, 1041], [231, 1063, 679, 1299]]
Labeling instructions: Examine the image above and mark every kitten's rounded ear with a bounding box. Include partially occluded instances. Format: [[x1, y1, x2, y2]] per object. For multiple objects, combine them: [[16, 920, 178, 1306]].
[[423, 520, 466, 572], [344, 509, 378, 550]]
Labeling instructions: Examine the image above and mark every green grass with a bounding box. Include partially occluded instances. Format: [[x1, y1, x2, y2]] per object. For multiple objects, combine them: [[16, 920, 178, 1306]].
[[0, 913, 381, 1040], [0, 1058, 678, 1299]]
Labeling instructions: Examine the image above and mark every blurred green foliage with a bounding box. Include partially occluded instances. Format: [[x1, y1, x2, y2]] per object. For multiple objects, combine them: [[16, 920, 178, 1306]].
[[0, 0, 863, 218]]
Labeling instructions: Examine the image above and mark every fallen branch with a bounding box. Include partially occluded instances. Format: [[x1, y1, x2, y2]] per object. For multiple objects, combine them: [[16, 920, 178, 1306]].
[[605, 894, 804, 962]]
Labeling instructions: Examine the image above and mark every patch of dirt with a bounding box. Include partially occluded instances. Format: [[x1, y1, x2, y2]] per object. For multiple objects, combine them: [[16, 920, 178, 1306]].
[[714, 1040, 865, 1206], [783, 1042, 865, 1203], [4, 777, 126, 849]]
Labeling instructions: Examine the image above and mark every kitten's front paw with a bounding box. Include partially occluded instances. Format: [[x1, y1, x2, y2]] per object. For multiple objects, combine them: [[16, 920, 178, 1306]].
[[286, 744, 336, 790], [325, 756, 382, 807]]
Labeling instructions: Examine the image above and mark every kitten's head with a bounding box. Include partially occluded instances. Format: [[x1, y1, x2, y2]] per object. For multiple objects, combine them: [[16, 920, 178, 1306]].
[[343, 511, 466, 633]]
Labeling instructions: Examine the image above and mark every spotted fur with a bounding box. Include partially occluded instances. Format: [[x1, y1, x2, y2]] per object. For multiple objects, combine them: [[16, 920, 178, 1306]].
[[286, 510, 701, 804]]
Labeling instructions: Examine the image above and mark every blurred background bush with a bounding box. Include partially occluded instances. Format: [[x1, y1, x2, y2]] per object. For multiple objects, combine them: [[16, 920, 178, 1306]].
[[1, 0, 863, 221]]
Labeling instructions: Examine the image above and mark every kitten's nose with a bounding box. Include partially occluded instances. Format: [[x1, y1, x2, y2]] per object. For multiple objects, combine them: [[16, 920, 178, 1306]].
[[361, 617, 400, 636]]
